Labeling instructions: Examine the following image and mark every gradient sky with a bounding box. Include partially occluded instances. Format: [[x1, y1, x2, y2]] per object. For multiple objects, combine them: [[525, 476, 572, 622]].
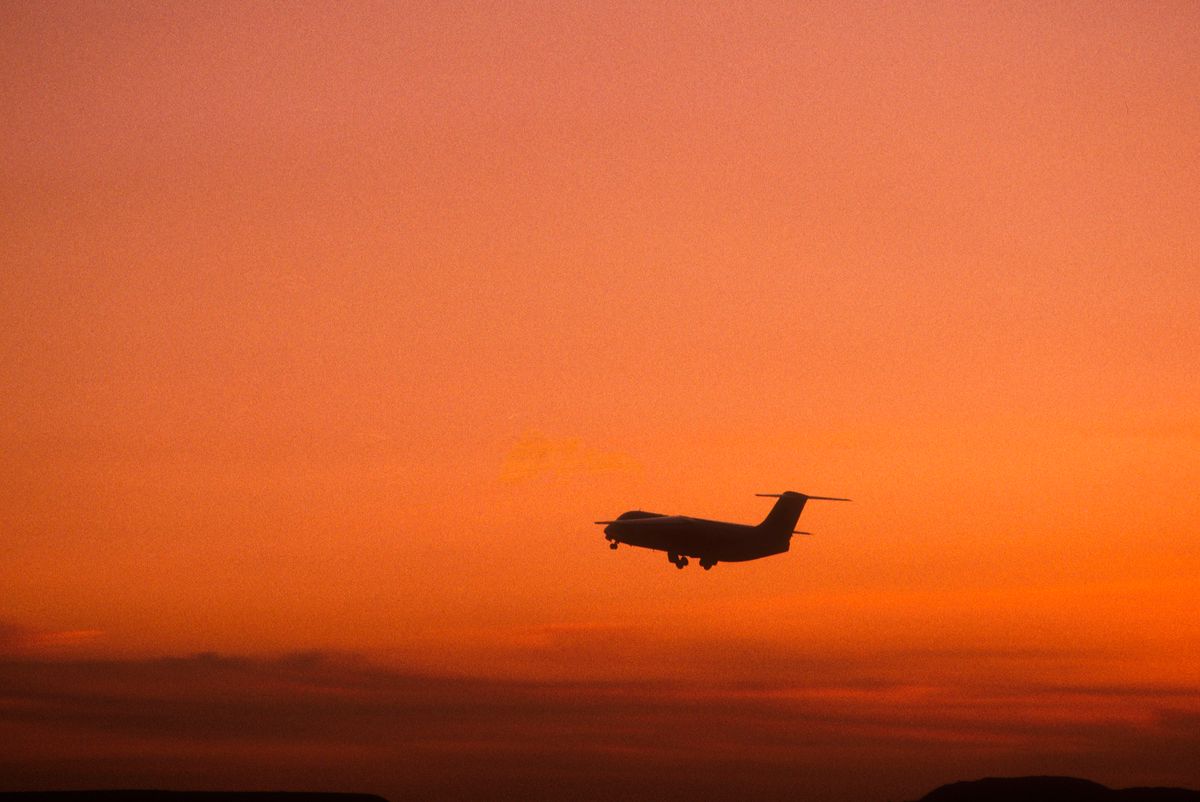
[[2, 2, 1199, 799]]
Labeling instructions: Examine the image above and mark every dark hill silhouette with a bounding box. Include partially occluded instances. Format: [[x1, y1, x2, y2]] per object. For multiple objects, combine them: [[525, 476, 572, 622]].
[[913, 776, 1200, 802]]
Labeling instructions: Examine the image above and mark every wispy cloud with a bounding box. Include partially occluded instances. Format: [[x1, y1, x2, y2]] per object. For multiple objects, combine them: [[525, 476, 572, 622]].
[[499, 430, 641, 483], [0, 620, 104, 655], [1, 652, 1199, 800]]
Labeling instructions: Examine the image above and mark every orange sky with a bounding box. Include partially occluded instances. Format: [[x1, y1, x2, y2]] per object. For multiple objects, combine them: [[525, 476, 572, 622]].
[[2, 1, 1199, 798]]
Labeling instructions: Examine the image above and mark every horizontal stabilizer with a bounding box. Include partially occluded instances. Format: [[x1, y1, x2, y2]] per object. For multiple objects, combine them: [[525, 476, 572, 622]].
[[793, 531, 812, 535], [756, 492, 851, 501]]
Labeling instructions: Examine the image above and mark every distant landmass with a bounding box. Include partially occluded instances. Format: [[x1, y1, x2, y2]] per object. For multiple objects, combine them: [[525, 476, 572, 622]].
[[3, 780, 1199, 802], [913, 776, 1200, 802]]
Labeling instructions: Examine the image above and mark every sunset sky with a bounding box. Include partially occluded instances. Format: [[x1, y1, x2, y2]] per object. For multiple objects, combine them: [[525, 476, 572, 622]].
[[2, 2, 1199, 799]]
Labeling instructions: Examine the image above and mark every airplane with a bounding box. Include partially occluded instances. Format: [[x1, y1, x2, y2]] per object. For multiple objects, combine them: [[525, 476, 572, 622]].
[[595, 490, 849, 570]]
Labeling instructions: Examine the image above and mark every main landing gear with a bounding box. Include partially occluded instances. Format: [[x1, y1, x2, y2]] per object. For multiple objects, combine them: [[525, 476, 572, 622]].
[[699, 559, 715, 571], [668, 553, 688, 569]]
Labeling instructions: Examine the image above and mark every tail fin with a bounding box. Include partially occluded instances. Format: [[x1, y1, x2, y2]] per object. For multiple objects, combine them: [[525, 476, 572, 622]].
[[754, 491, 850, 537]]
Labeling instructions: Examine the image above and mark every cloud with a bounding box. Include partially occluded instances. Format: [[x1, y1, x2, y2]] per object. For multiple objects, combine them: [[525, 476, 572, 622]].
[[0, 620, 104, 655], [499, 430, 641, 483], [2, 652, 1199, 800]]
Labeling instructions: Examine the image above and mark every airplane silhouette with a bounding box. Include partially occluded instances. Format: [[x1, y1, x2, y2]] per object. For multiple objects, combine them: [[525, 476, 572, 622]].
[[596, 490, 850, 570]]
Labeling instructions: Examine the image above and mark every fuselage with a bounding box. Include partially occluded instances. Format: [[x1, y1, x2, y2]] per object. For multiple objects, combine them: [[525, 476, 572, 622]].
[[602, 513, 791, 563], [598, 491, 848, 569]]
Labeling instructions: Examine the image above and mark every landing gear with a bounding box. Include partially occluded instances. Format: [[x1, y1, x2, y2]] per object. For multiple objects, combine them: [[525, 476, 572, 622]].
[[675, 557, 688, 569], [699, 559, 715, 570], [609, 541, 618, 550], [668, 553, 688, 569]]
